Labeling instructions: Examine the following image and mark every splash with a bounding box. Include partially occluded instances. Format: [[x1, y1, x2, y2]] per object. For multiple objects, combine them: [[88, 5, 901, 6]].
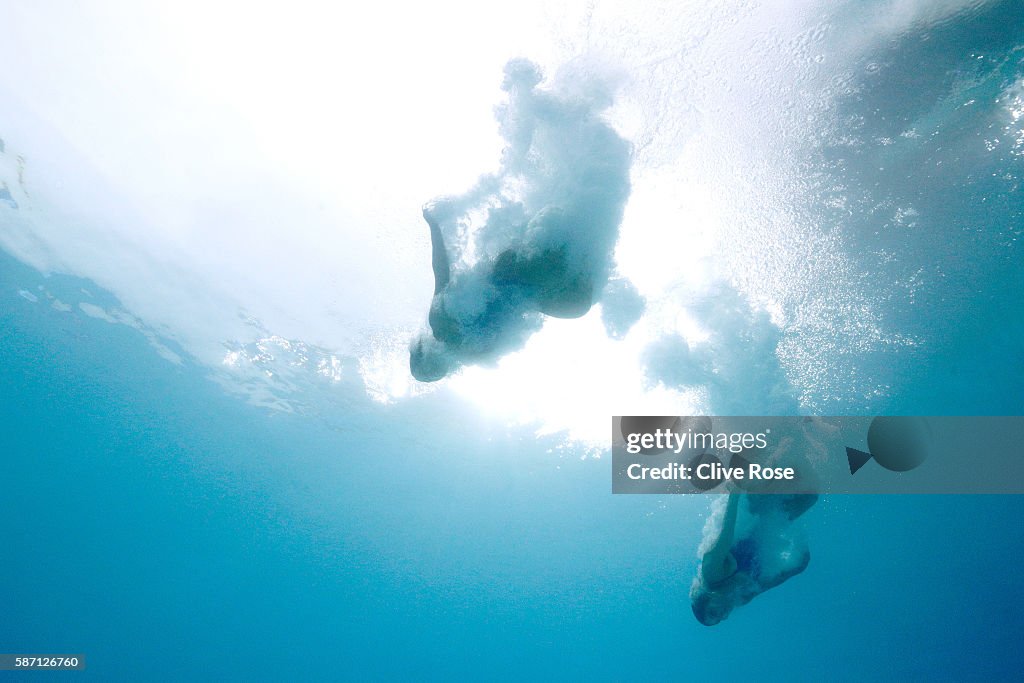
[[410, 58, 633, 381]]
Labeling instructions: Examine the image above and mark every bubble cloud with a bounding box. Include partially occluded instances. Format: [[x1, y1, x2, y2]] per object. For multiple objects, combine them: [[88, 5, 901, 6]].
[[410, 58, 633, 381], [643, 281, 799, 415]]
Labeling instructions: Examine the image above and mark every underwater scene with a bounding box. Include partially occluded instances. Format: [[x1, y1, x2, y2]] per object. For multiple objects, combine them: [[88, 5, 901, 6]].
[[2, 1, 1023, 680]]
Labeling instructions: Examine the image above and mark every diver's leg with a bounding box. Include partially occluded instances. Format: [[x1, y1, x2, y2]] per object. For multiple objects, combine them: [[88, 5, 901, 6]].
[[491, 244, 594, 318], [423, 204, 451, 294], [701, 492, 741, 587], [537, 272, 593, 319], [420, 204, 466, 348]]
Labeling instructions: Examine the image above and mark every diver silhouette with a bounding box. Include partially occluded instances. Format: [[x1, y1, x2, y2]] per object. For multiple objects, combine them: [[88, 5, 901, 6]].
[[410, 203, 601, 381], [409, 58, 632, 382], [690, 491, 817, 626]]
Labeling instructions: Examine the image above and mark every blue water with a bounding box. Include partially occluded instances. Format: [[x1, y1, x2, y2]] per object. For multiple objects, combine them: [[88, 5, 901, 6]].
[[3, 253, 1023, 680], [5, 3, 1024, 680]]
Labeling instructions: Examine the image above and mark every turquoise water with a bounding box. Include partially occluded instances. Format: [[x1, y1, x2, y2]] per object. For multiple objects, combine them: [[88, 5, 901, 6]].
[[4, 1, 1024, 680], [3, 252, 1023, 679]]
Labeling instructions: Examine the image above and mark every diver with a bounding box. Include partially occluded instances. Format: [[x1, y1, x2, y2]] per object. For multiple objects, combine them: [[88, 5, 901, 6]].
[[410, 202, 600, 382], [407, 57, 632, 383], [690, 490, 816, 626]]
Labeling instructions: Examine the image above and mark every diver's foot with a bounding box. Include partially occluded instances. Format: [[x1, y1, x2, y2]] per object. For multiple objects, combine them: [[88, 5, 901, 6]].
[[422, 198, 456, 227]]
